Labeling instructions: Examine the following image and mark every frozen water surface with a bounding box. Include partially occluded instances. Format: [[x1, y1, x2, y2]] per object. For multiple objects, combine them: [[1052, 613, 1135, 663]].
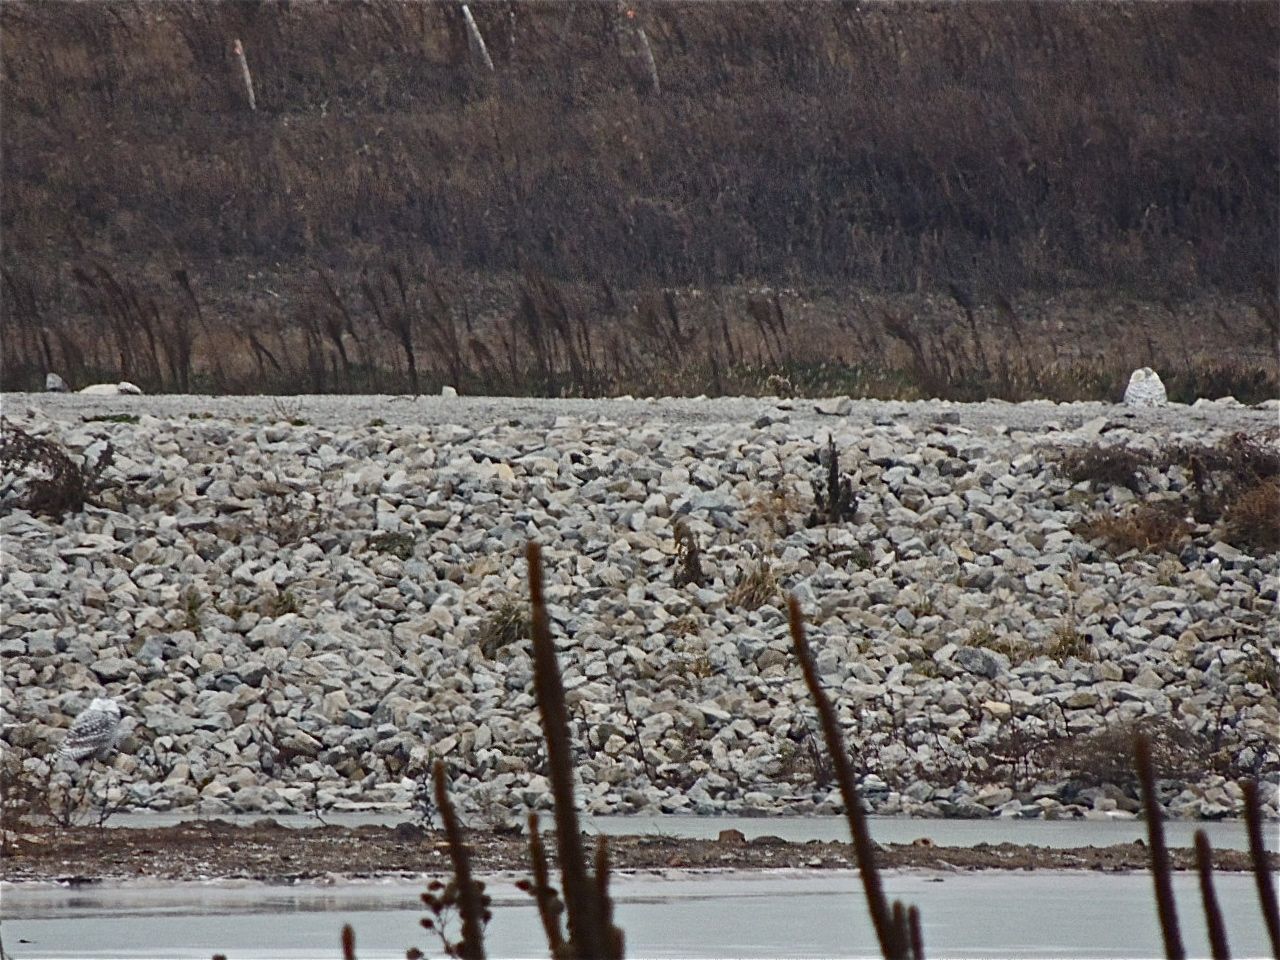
[[3, 870, 1274, 959]]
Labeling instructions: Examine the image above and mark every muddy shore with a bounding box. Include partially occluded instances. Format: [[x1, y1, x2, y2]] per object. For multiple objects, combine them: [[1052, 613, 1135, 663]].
[[3, 821, 1270, 885]]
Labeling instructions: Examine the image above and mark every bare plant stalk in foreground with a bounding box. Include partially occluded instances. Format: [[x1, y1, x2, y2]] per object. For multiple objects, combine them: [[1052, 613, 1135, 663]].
[[1194, 830, 1231, 960], [907, 905, 924, 960], [433, 760, 488, 960], [595, 834, 625, 958], [341, 923, 356, 960], [526, 542, 621, 959], [525, 812, 566, 956], [1243, 780, 1280, 959], [1135, 732, 1186, 960], [787, 595, 907, 959]]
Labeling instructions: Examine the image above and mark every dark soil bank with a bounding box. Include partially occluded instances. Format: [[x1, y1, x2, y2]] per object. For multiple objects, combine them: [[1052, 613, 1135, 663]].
[[3, 821, 1270, 884]]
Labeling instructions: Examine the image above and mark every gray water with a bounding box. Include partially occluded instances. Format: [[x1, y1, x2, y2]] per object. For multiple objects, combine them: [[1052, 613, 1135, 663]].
[[104, 811, 1279, 852], [3, 870, 1275, 959]]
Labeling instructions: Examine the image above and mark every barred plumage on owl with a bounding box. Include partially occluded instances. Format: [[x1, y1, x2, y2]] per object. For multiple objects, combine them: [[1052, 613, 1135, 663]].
[[1124, 367, 1168, 407], [57, 697, 123, 762]]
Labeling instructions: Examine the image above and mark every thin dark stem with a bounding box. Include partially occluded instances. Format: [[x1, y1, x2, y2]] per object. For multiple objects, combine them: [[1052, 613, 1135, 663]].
[[527, 812, 566, 956], [1135, 733, 1185, 960], [341, 923, 357, 960], [1243, 780, 1280, 959], [526, 542, 607, 959], [1195, 830, 1231, 960], [908, 905, 925, 960], [892, 902, 909, 959], [595, 835, 625, 958], [433, 761, 487, 960], [788, 595, 903, 959]]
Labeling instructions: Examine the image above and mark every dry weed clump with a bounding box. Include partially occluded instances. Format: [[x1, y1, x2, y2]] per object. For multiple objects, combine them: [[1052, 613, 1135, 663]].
[[1057, 445, 1150, 492], [1062, 432, 1280, 555], [1223, 477, 1280, 553], [1044, 624, 1093, 663], [0, 747, 128, 843], [967, 625, 1029, 663], [1042, 718, 1213, 791], [745, 481, 803, 542], [808, 434, 857, 527], [728, 560, 780, 611], [0, 420, 115, 516], [475, 599, 531, 661], [672, 519, 707, 588], [369, 531, 416, 560], [1076, 503, 1192, 555]]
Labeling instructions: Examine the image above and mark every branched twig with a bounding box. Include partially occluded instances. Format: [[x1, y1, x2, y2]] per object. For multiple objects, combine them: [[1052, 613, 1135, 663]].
[[432, 761, 487, 960]]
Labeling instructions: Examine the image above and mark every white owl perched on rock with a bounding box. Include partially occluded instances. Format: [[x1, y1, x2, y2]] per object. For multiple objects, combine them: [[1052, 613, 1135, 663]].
[[57, 698, 123, 762], [1124, 367, 1168, 407]]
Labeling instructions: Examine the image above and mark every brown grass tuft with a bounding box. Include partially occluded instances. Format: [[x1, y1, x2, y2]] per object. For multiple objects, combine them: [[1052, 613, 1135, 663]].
[[1077, 503, 1192, 555], [1223, 477, 1280, 553], [729, 561, 780, 611]]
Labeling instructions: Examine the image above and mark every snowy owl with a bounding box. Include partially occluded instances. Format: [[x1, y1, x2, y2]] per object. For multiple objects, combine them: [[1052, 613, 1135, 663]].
[[78, 381, 143, 397], [57, 698, 122, 762], [1123, 367, 1168, 408]]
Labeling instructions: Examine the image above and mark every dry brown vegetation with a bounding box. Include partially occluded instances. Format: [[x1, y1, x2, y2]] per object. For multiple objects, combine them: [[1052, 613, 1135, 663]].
[[0, 419, 117, 516], [1061, 432, 1280, 555], [1, 2, 1277, 399], [1077, 504, 1193, 556], [728, 559, 780, 611], [1224, 477, 1280, 553]]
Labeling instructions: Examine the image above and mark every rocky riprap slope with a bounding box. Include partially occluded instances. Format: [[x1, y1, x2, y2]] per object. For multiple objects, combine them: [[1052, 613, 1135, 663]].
[[2, 394, 1277, 822]]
